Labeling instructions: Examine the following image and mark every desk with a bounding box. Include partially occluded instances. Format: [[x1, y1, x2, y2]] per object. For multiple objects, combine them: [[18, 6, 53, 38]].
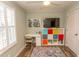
[[25, 34, 41, 46]]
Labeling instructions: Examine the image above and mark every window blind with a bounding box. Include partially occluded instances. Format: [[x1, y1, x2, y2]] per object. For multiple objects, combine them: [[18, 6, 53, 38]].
[[0, 3, 16, 51]]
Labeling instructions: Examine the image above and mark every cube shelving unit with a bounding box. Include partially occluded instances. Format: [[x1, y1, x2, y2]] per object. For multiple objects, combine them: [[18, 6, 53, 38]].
[[41, 28, 64, 46]]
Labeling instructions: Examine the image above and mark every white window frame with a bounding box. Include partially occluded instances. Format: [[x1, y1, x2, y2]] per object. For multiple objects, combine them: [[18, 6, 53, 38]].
[[0, 2, 17, 55]]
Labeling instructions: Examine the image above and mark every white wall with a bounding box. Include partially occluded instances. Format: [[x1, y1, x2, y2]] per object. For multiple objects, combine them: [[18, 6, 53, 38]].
[[0, 2, 26, 57], [25, 11, 65, 34], [66, 2, 79, 56]]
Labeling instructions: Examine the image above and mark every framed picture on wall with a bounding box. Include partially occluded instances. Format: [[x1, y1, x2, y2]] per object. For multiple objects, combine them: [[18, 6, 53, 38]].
[[28, 18, 41, 27], [28, 19, 32, 27]]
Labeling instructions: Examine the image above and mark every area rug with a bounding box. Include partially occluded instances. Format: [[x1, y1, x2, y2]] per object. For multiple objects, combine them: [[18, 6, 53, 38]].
[[31, 47, 66, 57]]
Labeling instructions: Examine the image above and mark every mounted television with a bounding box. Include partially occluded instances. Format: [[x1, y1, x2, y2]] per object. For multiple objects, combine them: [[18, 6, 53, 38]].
[[43, 18, 60, 28]]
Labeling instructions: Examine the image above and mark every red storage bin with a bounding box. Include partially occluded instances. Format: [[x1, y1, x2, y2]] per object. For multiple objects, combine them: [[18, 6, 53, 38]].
[[48, 28, 53, 34], [58, 34, 64, 41]]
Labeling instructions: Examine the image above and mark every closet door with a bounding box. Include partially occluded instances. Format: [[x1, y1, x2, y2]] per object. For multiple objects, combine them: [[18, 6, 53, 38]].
[[66, 11, 75, 48], [66, 9, 79, 55], [73, 9, 79, 54]]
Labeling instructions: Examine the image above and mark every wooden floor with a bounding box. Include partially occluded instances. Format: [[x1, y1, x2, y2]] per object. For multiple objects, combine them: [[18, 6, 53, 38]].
[[18, 45, 77, 57], [59, 46, 77, 57]]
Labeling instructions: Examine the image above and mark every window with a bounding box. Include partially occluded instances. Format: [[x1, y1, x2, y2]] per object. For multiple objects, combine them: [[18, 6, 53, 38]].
[[0, 3, 16, 52]]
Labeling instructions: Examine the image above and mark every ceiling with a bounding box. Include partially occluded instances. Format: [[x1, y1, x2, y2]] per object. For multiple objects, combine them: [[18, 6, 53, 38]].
[[15, 1, 75, 13]]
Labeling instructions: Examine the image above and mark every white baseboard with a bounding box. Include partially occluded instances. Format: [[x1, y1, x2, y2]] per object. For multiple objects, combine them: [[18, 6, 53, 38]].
[[15, 44, 26, 57]]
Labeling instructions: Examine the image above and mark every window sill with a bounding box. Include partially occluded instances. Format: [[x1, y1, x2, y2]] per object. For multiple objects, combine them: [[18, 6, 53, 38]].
[[0, 42, 17, 55]]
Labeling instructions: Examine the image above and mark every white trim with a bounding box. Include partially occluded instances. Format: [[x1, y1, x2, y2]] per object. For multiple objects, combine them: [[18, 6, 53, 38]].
[[15, 44, 26, 57], [0, 42, 16, 55]]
